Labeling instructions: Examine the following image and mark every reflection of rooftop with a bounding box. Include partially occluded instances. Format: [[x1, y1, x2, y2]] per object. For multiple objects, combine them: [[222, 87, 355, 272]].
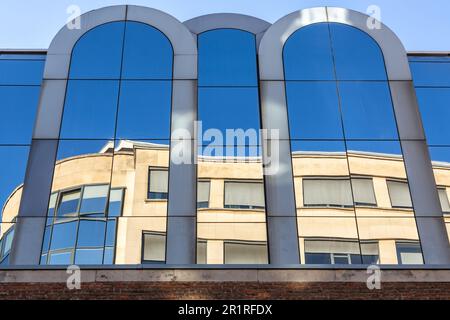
[[292, 150, 404, 160], [100, 140, 170, 154]]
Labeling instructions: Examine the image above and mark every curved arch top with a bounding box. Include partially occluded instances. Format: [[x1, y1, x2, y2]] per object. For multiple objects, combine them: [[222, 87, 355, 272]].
[[258, 7, 411, 81], [44, 5, 197, 80], [184, 13, 270, 44]]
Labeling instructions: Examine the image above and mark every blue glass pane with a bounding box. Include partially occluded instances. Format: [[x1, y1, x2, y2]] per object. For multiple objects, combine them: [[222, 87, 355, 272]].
[[346, 141, 402, 156], [75, 248, 104, 265], [0, 54, 46, 60], [79, 185, 109, 215], [429, 147, 450, 163], [40, 254, 47, 265], [0, 60, 44, 85], [116, 81, 172, 139], [283, 23, 335, 80], [338, 82, 398, 139], [56, 140, 112, 160], [122, 22, 173, 79], [103, 247, 114, 264], [286, 82, 343, 139], [77, 220, 106, 247], [0, 255, 10, 265], [105, 219, 116, 247], [69, 22, 125, 79], [48, 251, 72, 265], [415, 88, 450, 145], [409, 56, 450, 63], [290, 140, 346, 153], [60, 80, 119, 139], [0, 147, 29, 221], [56, 190, 80, 218], [199, 29, 257, 86], [0, 86, 40, 144], [305, 253, 331, 264], [50, 222, 77, 250], [330, 23, 387, 80], [3, 229, 14, 254], [108, 202, 122, 216], [198, 87, 260, 144], [79, 197, 107, 215], [42, 226, 52, 253], [410, 62, 450, 87], [108, 189, 123, 217]]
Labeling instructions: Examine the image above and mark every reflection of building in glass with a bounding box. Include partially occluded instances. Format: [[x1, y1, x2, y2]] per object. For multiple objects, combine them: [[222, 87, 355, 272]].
[[4, 141, 449, 265]]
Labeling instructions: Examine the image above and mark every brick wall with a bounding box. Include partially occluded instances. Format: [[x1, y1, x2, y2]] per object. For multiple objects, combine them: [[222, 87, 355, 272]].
[[1, 281, 450, 300], [1, 269, 449, 300]]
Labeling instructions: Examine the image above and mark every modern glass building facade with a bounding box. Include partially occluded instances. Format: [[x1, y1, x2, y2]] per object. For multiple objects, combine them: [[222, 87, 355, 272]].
[[1, 5, 449, 267]]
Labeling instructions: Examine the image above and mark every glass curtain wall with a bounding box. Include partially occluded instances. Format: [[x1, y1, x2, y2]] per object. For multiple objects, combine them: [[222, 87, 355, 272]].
[[0, 53, 44, 265], [410, 55, 450, 244], [42, 21, 173, 265], [284, 23, 423, 265], [196, 29, 268, 264]]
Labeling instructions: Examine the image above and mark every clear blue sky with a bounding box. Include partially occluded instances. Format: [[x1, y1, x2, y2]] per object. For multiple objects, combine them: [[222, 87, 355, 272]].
[[0, 0, 449, 51]]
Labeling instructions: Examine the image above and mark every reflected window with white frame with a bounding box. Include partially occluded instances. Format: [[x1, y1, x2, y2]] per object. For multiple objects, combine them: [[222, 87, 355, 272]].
[[197, 181, 210, 209], [224, 181, 265, 210], [351, 177, 377, 207], [303, 178, 353, 208], [396, 242, 423, 265], [142, 231, 166, 264], [438, 187, 450, 213], [223, 240, 268, 264], [387, 180, 413, 209], [148, 168, 168, 200]]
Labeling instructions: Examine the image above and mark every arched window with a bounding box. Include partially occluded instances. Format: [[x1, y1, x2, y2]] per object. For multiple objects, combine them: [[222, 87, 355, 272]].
[[196, 29, 268, 265], [283, 23, 422, 265], [43, 21, 174, 265]]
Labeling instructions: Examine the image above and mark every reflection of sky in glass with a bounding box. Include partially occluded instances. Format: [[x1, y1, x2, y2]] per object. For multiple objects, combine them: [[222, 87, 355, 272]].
[[410, 62, 450, 87], [291, 141, 403, 157], [121, 22, 173, 80], [290, 140, 346, 153], [0, 87, 40, 144], [329, 23, 387, 81], [283, 23, 335, 81], [0, 55, 44, 222], [410, 59, 450, 165], [286, 82, 343, 140], [198, 87, 260, 142], [60, 80, 119, 139], [197, 29, 261, 157], [284, 22, 397, 144], [0, 147, 29, 220], [199, 29, 257, 86], [116, 81, 172, 140], [56, 140, 111, 160], [0, 60, 44, 85], [346, 141, 402, 156], [429, 147, 450, 163], [69, 22, 125, 79], [339, 82, 398, 140], [63, 21, 174, 141], [415, 88, 450, 145]]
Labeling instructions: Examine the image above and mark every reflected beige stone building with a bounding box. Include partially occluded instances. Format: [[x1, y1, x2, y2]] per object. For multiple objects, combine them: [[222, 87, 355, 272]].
[[2, 140, 450, 265]]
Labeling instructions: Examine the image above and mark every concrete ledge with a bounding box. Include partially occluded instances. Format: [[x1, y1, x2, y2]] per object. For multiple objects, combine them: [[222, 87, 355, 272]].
[[1, 268, 450, 283]]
